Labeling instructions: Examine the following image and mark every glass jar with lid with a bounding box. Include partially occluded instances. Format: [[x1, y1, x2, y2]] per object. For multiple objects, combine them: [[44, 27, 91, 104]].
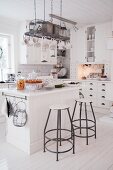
[[16, 72, 25, 90]]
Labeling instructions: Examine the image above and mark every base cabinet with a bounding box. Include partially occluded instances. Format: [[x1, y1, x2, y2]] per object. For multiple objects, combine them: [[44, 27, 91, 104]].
[[79, 81, 112, 111]]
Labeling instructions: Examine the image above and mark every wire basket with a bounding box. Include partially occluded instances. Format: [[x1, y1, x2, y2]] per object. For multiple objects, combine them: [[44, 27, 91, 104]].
[[13, 109, 27, 127]]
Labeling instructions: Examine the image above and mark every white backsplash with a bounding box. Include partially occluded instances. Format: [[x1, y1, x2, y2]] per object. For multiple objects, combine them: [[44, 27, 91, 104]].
[[18, 64, 53, 78]]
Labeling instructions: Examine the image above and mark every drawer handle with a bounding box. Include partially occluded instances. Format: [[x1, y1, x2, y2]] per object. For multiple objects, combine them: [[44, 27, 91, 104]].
[[102, 84, 105, 86], [89, 94, 93, 97], [89, 88, 93, 90], [102, 96, 105, 98], [79, 89, 82, 90], [101, 103, 105, 105], [90, 83, 93, 85], [102, 89, 105, 91]]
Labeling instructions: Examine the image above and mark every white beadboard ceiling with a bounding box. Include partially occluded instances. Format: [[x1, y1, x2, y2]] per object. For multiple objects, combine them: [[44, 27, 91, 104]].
[[0, 0, 113, 25]]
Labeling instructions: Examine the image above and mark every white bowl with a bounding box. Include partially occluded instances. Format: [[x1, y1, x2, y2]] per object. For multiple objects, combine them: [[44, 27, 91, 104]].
[[25, 83, 43, 91]]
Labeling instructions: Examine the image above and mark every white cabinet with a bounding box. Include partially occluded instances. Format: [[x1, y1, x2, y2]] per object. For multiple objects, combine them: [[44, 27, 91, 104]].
[[26, 46, 41, 64], [73, 22, 112, 64], [79, 81, 97, 106], [74, 27, 86, 63], [95, 22, 112, 62], [106, 82, 113, 101], [79, 81, 112, 109], [25, 42, 57, 65], [97, 82, 111, 108], [86, 26, 96, 62]]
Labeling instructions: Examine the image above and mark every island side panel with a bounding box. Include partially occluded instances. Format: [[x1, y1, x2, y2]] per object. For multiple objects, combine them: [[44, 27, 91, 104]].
[[6, 97, 31, 154]]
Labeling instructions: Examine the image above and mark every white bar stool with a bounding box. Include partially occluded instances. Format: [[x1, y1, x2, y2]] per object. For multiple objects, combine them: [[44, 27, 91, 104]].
[[44, 104, 75, 161]]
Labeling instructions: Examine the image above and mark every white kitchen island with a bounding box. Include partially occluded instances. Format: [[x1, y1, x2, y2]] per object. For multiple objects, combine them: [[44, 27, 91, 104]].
[[1, 86, 79, 155]]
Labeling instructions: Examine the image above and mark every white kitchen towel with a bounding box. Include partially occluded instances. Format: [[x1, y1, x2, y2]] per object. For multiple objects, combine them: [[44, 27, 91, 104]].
[[1, 97, 7, 117]]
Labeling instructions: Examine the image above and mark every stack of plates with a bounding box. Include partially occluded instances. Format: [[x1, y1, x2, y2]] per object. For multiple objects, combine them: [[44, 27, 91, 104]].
[[44, 85, 54, 90]]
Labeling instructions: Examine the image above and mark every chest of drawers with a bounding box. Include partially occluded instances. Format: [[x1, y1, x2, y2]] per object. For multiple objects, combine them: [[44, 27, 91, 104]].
[[79, 81, 112, 109]]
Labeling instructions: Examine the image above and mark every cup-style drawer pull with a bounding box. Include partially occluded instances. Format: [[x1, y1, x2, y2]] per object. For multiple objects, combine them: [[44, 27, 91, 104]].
[[89, 94, 93, 97], [89, 88, 93, 90], [102, 89, 105, 91], [102, 84, 105, 86], [90, 83, 93, 85], [102, 96, 105, 98], [101, 103, 105, 105], [79, 89, 82, 90]]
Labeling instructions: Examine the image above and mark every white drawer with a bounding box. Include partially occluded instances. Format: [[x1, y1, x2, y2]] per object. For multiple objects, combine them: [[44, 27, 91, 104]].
[[98, 87, 106, 93], [88, 92, 96, 98], [98, 82, 106, 88], [84, 91, 96, 99], [86, 99, 97, 106], [98, 83, 106, 91], [91, 100, 97, 106], [86, 82, 97, 91], [86, 82, 97, 87], [97, 93, 106, 99], [97, 100, 110, 108], [87, 87, 97, 93], [98, 90, 106, 97]]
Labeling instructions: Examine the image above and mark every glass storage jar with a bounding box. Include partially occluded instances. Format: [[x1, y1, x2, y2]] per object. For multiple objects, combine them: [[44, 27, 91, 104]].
[[16, 74, 25, 90]]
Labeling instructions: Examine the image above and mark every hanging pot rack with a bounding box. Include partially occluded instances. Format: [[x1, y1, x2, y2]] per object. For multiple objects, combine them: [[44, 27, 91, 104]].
[[23, 0, 73, 42]]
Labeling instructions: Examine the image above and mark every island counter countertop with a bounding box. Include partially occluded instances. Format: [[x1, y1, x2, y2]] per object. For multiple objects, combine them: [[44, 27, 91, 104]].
[[0, 86, 78, 97]]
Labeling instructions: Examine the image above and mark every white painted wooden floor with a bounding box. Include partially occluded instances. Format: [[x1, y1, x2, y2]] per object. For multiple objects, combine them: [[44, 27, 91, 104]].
[[0, 113, 113, 170]]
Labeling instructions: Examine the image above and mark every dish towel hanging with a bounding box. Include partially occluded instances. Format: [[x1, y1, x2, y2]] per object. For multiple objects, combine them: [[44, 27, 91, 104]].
[[1, 97, 7, 118], [1, 98, 14, 117], [6, 98, 14, 117]]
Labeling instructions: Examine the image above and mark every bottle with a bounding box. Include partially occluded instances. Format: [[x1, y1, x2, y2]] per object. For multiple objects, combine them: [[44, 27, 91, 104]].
[[51, 68, 58, 79], [16, 72, 25, 90]]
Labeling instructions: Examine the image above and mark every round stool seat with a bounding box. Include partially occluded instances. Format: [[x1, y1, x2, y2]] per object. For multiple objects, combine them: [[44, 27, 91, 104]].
[[75, 98, 92, 103], [49, 104, 70, 110]]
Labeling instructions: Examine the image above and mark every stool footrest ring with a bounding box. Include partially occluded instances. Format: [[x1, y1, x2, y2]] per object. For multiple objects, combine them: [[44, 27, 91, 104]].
[[45, 128, 72, 141], [73, 119, 96, 129], [74, 128, 95, 138], [45, 139, 73, 154]]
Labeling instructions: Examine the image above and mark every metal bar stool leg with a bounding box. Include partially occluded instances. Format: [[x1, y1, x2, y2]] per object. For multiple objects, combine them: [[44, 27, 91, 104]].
[[72, 101, 77, 121], [44, 109, 51, 152], [84, 103, 88, 145], [58, 110, 62, 146], [79, 102, 82, 134], [56, 110, 60, 161], [71, 101, 77, 139], [90, 102, 96, 139], [67, 108, 75, 154]]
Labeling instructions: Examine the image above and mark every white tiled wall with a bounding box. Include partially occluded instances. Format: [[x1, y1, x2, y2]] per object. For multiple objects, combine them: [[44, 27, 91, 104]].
[[18, 64, 53, 78]]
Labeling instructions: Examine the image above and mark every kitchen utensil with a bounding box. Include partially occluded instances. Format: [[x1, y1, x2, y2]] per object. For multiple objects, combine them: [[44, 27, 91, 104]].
[[58, 68, 67, 78], [55, 84, 65, 88]]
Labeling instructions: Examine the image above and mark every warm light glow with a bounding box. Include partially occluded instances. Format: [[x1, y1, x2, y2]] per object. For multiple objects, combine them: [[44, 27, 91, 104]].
[[77, 64, 104, 80]]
